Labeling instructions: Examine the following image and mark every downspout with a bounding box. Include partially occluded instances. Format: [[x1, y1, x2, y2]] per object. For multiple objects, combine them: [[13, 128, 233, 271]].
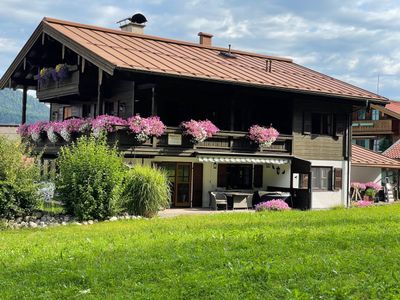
[[346, 111, 352, 208]]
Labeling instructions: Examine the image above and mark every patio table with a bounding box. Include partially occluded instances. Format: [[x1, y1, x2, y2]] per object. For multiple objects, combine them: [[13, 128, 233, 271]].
[[222, 191, 253, 209]]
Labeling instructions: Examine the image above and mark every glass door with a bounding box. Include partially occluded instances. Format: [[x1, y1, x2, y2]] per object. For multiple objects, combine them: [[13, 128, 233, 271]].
[[175, 163, 191, 207], [156, 162, 192, 207]]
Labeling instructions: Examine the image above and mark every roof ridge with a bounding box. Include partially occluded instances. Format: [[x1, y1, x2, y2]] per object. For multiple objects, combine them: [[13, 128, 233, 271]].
[[42, 17, 293, 63]]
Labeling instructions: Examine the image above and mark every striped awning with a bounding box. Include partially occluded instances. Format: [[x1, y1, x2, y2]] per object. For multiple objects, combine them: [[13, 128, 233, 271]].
[[198, 156, 290, 164]]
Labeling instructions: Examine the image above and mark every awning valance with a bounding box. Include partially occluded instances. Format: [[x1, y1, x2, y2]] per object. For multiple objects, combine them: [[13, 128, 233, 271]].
[[198, 156, 290, 164]]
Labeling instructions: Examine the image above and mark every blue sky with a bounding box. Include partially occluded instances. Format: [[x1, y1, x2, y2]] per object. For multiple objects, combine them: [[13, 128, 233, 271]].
[[1, 0, 400, 99]]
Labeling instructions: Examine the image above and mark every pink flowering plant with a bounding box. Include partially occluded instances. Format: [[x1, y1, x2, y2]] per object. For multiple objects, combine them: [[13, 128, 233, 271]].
[[350, 182, 366, 191], [128, 115, 166, 143], [248, 125, 279, 147], [45, 121, 63, 143], [91, 115, 128, 137], [180, 119, 219, 143], [27, 121, 47, 142], [352, 200, 374, 207], [255, 199, 291, 211], [16, 124, 30, 139], [60, 118, 91, 142]]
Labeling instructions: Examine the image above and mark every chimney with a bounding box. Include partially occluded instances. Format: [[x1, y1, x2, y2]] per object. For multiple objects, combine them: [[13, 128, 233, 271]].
[[118, 13, 147, 34], [198, 32, 213, 46], [120, 23, 145, 34]]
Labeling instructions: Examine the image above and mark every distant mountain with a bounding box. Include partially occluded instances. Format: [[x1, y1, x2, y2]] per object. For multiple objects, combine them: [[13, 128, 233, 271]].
[[0, 89, 49, 124]]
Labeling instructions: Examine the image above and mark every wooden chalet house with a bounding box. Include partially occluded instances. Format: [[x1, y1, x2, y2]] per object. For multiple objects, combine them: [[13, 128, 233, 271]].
[[352, 101, 400, 152], [0, 15, 388, 210]]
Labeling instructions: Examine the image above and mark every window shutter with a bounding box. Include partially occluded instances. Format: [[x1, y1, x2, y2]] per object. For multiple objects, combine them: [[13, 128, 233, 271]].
[[217, 164, 227, 187], [253, 165, 263, 188], [303, 112, 312, 135], [335, 114, 347, 136], [334, 168, 342, 190]]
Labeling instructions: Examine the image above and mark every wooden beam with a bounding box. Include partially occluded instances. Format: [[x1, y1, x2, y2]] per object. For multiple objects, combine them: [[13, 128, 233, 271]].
[[21, 86, 27, 124], [131, 81, 135, 116], [42, 33, 45, 45], [96, 69, 103, 116], [62, 44, 65, 60], [23, 58, 26, 71], [151, 86, 156, 115], [81, 58, 85, 73]]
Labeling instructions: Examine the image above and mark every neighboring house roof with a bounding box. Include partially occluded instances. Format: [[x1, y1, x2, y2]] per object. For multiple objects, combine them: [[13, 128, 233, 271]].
[[382, 138, 400, 159], [370, 101, 400, 120], [0, 17, 388, 103], [352, 144, 400, 169], [385, 101, 400, 115]]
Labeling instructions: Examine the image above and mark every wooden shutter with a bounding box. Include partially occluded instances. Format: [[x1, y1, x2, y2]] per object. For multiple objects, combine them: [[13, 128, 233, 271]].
[[303, 112, 312, 135], [335, 114, 347, 136], [334, 168, 342, 190], [253, 165, 263, 188], [217, 164, 227, 187]]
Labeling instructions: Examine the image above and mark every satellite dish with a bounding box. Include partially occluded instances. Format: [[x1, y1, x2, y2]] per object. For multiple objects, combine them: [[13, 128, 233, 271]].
[[130, 13, 147, 24]]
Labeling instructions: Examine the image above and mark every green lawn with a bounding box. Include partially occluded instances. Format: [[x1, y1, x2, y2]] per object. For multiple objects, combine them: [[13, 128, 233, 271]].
[[1, 206, 400, 299]]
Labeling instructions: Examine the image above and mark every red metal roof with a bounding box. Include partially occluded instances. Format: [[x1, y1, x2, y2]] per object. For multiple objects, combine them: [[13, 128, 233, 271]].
[[37, 17, 387, 102], [382, 139, 400, 159], [352, 144, 400, 168], [385, 101, 400, 115]]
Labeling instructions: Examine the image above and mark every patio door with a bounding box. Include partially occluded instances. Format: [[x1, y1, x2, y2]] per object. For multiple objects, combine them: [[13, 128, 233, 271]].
[[157, 162, 192, 207], [291, 158, 312, 209]]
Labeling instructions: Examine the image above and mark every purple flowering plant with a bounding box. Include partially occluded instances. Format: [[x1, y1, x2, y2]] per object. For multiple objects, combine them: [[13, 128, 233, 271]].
[[16, 124, 30, 139], [248, 125, 279, 147], [38, 68, 52, 88], [27, 121, 47, 142], [60, 118, 91, 142], [45, 121, 64, 143], [180, 119, 219, 143], [255, 199, 291, 211], [91, 115, 128, 137], [128, 115, 166, 143]]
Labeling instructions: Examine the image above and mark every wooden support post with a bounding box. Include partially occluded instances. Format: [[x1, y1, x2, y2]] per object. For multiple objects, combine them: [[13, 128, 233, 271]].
[[96, 69, 103, 116], [62, 45, 65, 60], [21, 86, 27, 124], [151, 86, 156, 115], [81, 58, 85, 73], [131, 81, 135, 116]]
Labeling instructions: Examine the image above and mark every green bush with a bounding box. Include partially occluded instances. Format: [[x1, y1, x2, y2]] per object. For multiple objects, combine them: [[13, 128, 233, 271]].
[[0, 136, 41, 218], [56, 135, 125, 220], [119, 165, 170, 217]]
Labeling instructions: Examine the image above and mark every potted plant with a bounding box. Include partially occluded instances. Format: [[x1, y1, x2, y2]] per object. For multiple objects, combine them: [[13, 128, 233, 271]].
[[180, 119, 219, 143], [364, 182, 381, 202], [37, 68, 52, 88], [60, 118, 91, 142], [91, 115, 128, 138], [53, 64, 69, 82], [45, 121, 63, 143], [248, 125, 279, 148], [127, 115, 166, 143], [27, 121, 47, 143], [16, 124, 30, 142]]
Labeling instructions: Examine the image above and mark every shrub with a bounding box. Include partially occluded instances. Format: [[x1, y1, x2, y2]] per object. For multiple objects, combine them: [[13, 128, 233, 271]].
[[0, 136, 41, 218], [55, 135, 125, 220], [119, 165, 170, 217], [255, 199, 291, 212]]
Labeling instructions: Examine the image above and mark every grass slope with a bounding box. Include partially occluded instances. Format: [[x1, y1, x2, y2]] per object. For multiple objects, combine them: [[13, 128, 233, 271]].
[[1, 205, 400, 299]]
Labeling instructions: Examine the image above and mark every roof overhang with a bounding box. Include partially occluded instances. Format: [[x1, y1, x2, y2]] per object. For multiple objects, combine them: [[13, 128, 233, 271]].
[[198, 155, 290, 164]]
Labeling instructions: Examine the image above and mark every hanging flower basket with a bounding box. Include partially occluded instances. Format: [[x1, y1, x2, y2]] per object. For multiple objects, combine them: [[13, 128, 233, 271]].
[[91, 115, 128, 138], [128, 115, 166, 143], [45, 121, 63, 143], [248, 125, 279, 148], [37, 68, 52, 88], [60, 118, 92, 142], [180, 119, 219, 144], [27, 121, 47, 142]]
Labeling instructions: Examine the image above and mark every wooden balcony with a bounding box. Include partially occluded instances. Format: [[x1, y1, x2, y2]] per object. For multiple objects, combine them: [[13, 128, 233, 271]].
[[36, 127, 293, 157], [352, 119, 393, 135]]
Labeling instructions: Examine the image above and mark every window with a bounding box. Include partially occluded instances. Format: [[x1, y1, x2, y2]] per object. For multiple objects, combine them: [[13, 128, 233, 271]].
[[358, 108, 366, 120], [373, 139, 380, 152], [217, 164, 254, 189], [311, 167, 332, 190], [63, 106, 72, 120], [311, 113, 333, 135], [355, 139, 370, 149], [371, 109, 380, 120]]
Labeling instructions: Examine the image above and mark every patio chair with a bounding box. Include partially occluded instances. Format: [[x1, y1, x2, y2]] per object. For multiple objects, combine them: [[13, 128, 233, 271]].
[[209, 192, 228, 210]]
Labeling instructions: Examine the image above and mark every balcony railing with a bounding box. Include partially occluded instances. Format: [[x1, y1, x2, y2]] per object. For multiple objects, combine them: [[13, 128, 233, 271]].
[[352, 119, 392, 134], [34, 127, 293, 157]]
